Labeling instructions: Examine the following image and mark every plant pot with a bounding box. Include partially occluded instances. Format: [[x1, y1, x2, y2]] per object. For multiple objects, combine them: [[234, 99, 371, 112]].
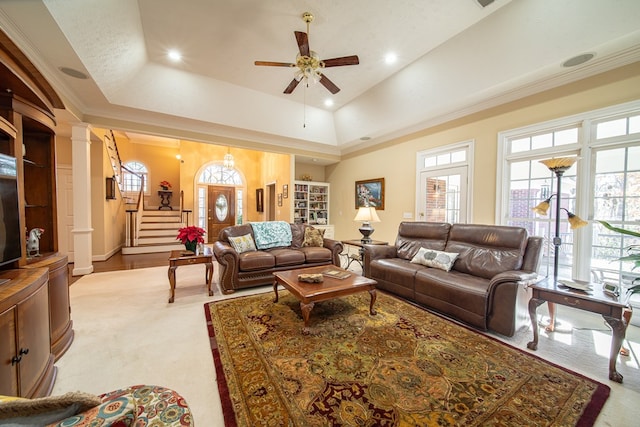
[[184, 240, 197, 253], [161, 186, 169, 191]]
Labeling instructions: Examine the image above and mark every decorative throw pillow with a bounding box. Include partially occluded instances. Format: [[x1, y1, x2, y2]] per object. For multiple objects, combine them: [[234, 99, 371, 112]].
[[410, 248, 459, 272], [228, 234, 257, 253], [302, 227, 325, 247]]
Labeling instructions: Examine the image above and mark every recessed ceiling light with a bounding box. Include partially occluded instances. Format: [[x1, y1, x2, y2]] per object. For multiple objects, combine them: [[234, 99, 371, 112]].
[[384, 53, 397, 65], [360, 136, 371, 141], [168, 50, 182, 62], [562, 53, 595, 68], [59, 67, 88, 79], [324, 99, 334, 107]]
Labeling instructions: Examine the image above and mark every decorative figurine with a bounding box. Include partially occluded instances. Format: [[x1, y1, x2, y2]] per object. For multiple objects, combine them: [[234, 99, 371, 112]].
[[26, 228, 44, 258]]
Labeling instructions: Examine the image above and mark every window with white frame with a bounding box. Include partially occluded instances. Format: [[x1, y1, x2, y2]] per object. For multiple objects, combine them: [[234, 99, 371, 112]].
[[416, 142, 473, 224], [497, 101, 640, 285], [122, 161, 149, 196]]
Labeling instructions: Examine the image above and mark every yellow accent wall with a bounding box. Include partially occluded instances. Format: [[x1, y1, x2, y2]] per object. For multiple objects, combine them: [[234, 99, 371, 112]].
[[326, 62, 640, 244]]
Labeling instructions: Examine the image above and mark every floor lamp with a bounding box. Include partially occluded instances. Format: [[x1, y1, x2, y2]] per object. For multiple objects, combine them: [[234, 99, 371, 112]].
[[533, 156, 588, 282], [533, 156, 587, 331]]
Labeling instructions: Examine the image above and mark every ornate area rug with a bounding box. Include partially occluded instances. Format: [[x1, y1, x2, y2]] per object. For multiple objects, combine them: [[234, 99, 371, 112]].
[[204, 290, 610, 426]]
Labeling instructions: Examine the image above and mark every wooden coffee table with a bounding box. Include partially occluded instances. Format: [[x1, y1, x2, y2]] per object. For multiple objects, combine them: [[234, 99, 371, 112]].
[[273, 266, 377, 332], [167, 248, 214, 303]]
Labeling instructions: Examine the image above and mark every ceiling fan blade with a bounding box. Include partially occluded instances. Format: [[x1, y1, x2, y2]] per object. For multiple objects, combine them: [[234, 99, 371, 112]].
[[322, 55, 360, 67], [255, 61, 294, 67], [294, 31, 310, 57], [319, 74, 340, 94], [283, 78, 301, 94]]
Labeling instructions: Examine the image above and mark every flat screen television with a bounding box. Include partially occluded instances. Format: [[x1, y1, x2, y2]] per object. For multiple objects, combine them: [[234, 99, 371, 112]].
[[0, 153, 22, 268]]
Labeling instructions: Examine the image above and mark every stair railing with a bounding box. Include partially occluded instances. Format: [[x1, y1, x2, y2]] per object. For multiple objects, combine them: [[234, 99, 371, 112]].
[[125, 173, 145, 247], [180, 190, 192, 226]]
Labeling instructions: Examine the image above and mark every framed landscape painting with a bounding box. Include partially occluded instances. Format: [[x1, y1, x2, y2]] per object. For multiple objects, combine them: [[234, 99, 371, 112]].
[[355, 178, 385, 210]]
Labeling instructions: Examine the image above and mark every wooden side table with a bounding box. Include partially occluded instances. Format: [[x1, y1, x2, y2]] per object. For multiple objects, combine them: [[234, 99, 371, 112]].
[[526, 277, 630, 383], [340, 239, 388, 269], [167, 248, 214, 303]]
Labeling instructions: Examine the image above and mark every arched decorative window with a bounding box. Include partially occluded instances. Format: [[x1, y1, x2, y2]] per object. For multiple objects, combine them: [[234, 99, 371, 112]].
[[199, 164, 243, 185], [122, 161, 149, 195], [196, 164, 245, 228]]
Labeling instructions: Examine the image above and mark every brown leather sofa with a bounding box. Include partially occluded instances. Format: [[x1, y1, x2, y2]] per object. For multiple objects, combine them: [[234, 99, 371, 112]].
[[363, 222, 543, 337], [213, 223, 343, 294]]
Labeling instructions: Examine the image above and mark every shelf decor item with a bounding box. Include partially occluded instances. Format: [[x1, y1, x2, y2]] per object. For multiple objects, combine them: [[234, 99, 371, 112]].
[[159, 180, 172, 190], [177, 226, 206, 252]]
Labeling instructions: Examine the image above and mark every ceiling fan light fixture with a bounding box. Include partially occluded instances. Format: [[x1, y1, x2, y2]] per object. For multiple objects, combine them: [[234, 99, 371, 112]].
[[255, 11, 358, 95]]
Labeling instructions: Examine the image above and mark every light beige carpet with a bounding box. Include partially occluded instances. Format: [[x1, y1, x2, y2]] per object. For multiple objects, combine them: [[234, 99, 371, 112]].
[[53, 264, 640, 426]]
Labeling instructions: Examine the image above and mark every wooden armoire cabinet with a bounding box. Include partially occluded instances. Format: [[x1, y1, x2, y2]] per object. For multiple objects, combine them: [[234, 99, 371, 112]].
[[0, 268, 56, 398]]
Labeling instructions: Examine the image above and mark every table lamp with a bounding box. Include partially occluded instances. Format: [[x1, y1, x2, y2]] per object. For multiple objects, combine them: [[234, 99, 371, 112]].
[[354, 206, 381, 244]]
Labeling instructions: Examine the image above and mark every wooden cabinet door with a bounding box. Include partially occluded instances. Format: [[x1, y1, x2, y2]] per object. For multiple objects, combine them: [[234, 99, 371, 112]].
[[16, 284, 51, 397], [0, 306, 18, 396], [47, 257, 73, 358]]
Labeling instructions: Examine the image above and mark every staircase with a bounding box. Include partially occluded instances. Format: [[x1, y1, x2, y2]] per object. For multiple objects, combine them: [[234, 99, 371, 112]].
[[122, 210, 185, 255]]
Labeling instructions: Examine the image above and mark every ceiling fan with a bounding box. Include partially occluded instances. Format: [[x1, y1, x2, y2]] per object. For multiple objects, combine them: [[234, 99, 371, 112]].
[[255, 12, 359, 95]]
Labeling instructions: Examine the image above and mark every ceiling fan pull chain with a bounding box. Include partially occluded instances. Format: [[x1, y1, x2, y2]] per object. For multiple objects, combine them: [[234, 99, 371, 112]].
[[303, 83, 307, 128]]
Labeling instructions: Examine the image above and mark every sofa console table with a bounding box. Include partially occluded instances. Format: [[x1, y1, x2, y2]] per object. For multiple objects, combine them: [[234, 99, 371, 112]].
[[526, 277, 629, 383]]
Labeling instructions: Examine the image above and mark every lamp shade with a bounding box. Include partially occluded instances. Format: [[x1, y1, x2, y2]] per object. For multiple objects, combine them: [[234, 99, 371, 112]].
[[354, 207, 381, 223]]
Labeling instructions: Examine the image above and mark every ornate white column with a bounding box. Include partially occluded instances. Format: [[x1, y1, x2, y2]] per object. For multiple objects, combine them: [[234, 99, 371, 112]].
[[71, 123, 94, 275]]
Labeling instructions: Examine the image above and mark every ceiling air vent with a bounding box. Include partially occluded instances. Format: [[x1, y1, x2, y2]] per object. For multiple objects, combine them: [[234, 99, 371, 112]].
[[476, 0, 495, 8]]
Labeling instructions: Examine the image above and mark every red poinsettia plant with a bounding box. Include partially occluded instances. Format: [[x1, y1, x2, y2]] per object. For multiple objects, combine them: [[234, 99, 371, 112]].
[[159, 180, 172, 188], [176, 226, 206, 244]]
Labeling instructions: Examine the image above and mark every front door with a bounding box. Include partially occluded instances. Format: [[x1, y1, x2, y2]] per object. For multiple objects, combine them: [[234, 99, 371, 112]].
[[207, 186, 235, 242]]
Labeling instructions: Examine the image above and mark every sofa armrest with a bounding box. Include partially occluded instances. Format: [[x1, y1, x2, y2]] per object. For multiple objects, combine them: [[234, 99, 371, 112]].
[[323, 238, 344, 266], [213, 241, 240, 293], [489, 270, 539, 289], [362, 245, 398, 277], [486, 270, 539, 336]]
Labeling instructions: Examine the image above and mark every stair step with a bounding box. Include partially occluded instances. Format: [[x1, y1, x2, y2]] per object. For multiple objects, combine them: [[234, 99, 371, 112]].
[[137, 236, 180, 245], [139, 229, 179, 237], [141, 217, 182, 224], [140, 222, 183, 230], [122, 243, 184, 255]]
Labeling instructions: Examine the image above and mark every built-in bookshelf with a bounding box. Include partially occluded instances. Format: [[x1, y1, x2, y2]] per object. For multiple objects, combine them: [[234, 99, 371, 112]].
[[293, 181, 329, 226]]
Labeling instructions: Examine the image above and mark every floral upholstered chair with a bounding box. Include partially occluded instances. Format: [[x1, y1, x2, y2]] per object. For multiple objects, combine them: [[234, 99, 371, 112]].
[[0, 384, 194, 426]]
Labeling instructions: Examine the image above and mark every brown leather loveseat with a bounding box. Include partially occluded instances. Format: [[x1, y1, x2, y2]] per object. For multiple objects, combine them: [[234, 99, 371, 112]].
[[363, 222, 543, 336], [213, 222, 343, 294]]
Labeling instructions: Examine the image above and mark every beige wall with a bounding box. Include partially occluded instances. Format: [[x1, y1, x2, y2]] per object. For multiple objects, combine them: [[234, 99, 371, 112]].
[[118, 137, 181, 209], [87, 128, 126, 260], [55, 135, 72, 165], [294, 162, 326, 182], [326, 62, 640, 244]]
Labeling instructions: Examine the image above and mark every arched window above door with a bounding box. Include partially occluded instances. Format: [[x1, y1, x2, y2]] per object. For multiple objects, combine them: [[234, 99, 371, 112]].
[[198, 164, 242, 185]]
